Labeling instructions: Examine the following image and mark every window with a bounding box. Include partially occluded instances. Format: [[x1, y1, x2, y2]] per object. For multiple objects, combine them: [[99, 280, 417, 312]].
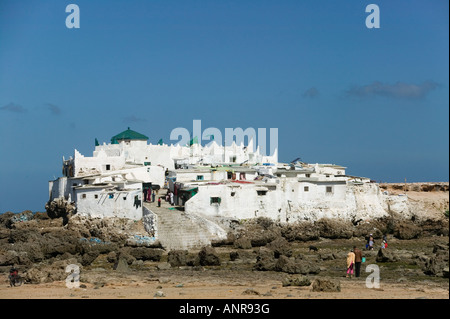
[[106, 164, 111, 171], [123, 196, 127, 200], [144, 162, 151, 166], [108, 193, 114, 199], [326, 175, 330, 178], [197, 175, 204, 181], [326, 186, 333, 193], [81, 194, 86, 199], [239, 172, 246, 180], [231, 192, 236, 197], [304, 186, 309, 192], [84, 180, 89, 185], [94, 195, 98, 199], [257, 190, 267, 196], [305, 174, 311, 178], [210, 197, 221, 205]]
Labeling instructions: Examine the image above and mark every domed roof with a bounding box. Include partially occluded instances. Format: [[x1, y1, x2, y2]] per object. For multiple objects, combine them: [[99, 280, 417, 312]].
[[111, 127, 149, 143]]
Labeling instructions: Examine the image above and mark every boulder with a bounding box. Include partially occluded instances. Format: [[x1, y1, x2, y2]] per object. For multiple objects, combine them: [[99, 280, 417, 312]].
[[376, 248, 396, 263], [282, 275, 311, 287], [423, 248, 449, 277], [128, 247, 163, 261], [280, 221, 320, 242], [311, 278, 341, 292], [254, 247, 276, 271], [315, 218, 353, 239], [198, 246, 221, 266], [393, 221, 421, 240], [114, 257, 129, 272], [266, 237, 292, 258], [233, 236, 252, 249], [168, 250, 189, 267], [275, 255, 321, 275]]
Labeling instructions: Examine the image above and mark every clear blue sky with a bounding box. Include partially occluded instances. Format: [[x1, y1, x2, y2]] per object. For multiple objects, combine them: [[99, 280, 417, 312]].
[[0, 0, 448, 213]]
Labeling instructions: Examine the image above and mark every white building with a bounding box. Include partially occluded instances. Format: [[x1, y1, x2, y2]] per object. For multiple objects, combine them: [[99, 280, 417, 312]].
[[47, 127, 278, 220]]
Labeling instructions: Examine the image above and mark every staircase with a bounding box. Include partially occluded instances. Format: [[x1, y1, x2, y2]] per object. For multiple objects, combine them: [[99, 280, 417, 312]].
[[143, 201, 226, 250]]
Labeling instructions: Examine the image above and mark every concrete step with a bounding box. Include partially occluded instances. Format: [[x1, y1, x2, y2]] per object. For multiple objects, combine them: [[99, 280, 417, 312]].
[[143, 202, 220, 250]]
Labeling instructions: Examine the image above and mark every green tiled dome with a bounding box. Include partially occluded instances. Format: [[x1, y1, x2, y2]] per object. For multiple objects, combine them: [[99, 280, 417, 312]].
[[111, 127, 149, 143]]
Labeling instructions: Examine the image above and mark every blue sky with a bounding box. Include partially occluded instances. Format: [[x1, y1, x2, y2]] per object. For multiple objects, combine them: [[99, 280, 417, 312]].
[[0, 0, 448, 213]]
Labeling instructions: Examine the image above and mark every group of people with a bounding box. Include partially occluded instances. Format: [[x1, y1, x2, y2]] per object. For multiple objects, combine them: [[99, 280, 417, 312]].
[[365, 233, 388, 250], [346, 233, 389, 278], [143, 188, 156, 203]]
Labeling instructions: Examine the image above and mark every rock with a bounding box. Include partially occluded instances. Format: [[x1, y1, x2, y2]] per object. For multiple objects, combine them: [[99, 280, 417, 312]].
[[443, 267, 449, 278], [254, 247, 276, 271], [198, 246, 221, 266], [168, 250, 188, 267], [81, 250, 100, 266], [154, 291, 165, 297], [157, 262, 171, 270], [24, 258, 80, 284], [229, 251, 240, 261], [275, 255, 320, 275], [423, 249, 449, 277], [266, 237, 292, 258], [394, 221, 421, 240], [127, 247, 163, 261], [311, 279, 341, 292], [114, 257, 129, 272], [233, 236, 252, 249], [319, 253, 335, 261], [282, 275, 311, 287], [376, 248, 396, 262], [280, 221, 320, 242], [242, 288, 260, 295], [106, 251, 117, 264], [315, 218, 354, 239]]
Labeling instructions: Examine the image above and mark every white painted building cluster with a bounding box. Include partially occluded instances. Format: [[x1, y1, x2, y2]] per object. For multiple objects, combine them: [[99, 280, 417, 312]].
[[48, 127, 396, 226]]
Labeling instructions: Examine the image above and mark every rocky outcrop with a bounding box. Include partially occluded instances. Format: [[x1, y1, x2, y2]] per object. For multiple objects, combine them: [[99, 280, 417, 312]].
[[422, 244, 449, 277], [311, 278, 341, 292], [198, 246, 221, 266]]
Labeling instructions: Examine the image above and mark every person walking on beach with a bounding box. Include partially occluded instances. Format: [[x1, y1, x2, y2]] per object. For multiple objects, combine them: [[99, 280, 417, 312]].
[[353, 246, 363, 278], [346, 249, 355, 278]]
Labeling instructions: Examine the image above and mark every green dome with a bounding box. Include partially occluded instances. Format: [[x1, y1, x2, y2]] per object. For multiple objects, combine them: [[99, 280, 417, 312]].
[[111, 127, 149, 143]]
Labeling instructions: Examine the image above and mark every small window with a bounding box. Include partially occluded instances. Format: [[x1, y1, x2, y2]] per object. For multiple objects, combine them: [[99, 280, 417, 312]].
[[197, 175, 204, 181], [305, 174, 311, 178], [304, 186, 309, 192], [210, 197, 221, 205], [81, 194, 86, 199], [257, 190, 267, 196], [326, 186, 333, 193], [72, 183, 78, 187], [94, 195, 98, 199], [123, 196, 127, 200], [106, 164, 111, 171], [326, 175, 330, 178], [109, 193, 114, 199], [231, 192, 236, 197], [84, 180, 89, 185]]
